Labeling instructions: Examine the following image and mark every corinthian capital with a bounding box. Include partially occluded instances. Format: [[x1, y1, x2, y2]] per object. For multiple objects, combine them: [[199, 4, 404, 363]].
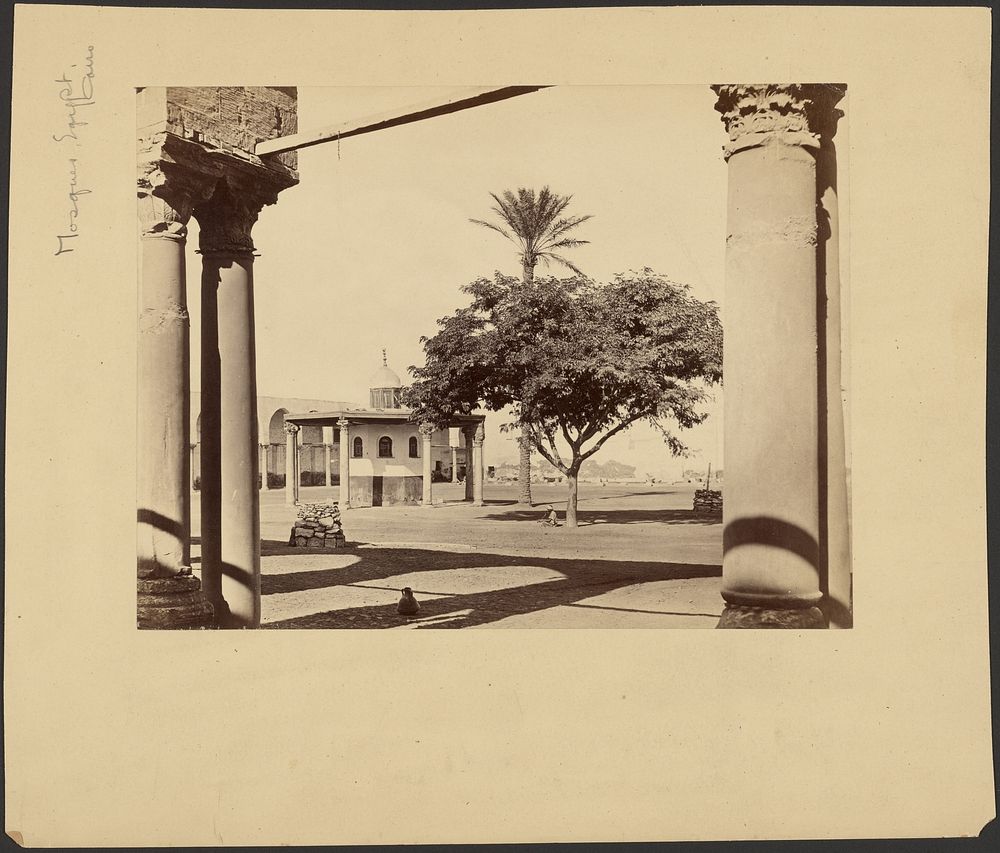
[[283, 422, 300, 436], [137, 158, 215, 240], [711, 84, 846, 158], [195, 178, 279, 256], [418, 423, 435, 438], [473, 423, 485, 445]]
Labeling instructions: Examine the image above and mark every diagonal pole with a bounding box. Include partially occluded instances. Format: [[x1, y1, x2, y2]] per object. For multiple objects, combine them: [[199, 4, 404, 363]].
[[255, 86, 550, 156]]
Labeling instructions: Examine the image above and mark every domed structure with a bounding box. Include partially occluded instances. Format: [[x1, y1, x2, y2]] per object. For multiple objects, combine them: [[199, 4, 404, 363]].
[[369, 349, 402, 409]]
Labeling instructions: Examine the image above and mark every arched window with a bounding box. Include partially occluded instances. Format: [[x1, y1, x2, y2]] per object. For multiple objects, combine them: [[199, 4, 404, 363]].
[[378, 436, 393, 458], [408, 436, 419, 458], [352, 436, 363, 458]]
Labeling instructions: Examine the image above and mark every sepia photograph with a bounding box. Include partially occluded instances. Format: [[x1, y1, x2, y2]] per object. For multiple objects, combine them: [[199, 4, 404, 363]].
[[7, 5, 992, 846], [137, 83, 851, 630]]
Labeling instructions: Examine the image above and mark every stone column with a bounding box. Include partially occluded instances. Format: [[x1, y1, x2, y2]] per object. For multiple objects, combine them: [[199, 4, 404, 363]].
[[136, 159, 213, 629], [420, 423, 435, 506], [263, 444, 273, 489], [196, 178, 276, 628], [284, 423, 300, 505], [451, 445, 459, 482], [711, 84, 846, 628], [463, 426, 475, 501], [472, 423, 485, 507], [258, 443, 267, 490], [814, 93, 852, 628], [337, 418, 351, 509], [324, 443, 333, 487], [190, 444, 198, 490]]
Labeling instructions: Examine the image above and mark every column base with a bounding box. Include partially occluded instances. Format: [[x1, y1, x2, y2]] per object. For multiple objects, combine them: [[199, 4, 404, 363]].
[[212, 600, 251, 630], [137, 574, 214, 629], [717, 603, 827, 629]]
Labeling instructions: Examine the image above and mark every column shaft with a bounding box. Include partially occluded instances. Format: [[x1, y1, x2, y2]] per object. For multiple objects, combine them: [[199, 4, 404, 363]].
[[263, 444, 273, 489], [285, 424, 299, 504], [421, 427, 434, 506], [338, 420, 351, 508], [324, 443, 332, 487], [202, 251, 261, 627], [136, 172, 213, 629], [200, 259, 223, 613], [817, 108, 852, 627], [138, 234, 191, 577], [472, 425, 485, 507], [464, 428, 475, 501], [451, 446, 458, 482]]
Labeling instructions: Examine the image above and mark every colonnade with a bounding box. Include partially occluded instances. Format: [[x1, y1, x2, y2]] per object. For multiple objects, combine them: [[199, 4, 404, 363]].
[[137, 105, 297, 629]]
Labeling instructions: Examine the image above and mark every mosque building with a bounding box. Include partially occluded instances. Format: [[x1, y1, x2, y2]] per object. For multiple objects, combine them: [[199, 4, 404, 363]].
[[190, 353, 486, 508]]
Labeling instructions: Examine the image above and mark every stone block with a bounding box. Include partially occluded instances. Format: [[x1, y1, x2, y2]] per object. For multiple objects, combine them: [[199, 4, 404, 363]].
[[163, 86, 298, 170]]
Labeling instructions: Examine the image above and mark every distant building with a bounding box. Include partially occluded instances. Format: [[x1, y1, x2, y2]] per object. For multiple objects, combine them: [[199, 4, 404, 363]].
[[283, 353, 486, 507], [190, 353, 486, 507]]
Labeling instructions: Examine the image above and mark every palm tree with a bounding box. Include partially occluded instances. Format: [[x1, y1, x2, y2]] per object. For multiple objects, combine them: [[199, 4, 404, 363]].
[[471, 187, 592, 505]]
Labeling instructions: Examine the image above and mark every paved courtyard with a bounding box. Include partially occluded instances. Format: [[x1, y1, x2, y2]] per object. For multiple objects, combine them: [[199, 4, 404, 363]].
[[191, 481, 723, 628]]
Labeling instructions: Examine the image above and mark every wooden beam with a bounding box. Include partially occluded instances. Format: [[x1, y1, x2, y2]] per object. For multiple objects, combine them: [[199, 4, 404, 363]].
[[255, 86, 550, 156]]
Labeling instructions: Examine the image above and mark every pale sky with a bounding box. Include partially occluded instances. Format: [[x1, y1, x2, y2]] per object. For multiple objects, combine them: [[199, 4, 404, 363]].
[[185, 85, 727, 475]]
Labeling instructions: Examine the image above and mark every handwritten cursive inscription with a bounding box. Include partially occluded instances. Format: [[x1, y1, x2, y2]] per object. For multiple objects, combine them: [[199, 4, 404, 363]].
[[53, 46, 95, 256], [52, 45, 95, 143], [55, 159, 91, 255]]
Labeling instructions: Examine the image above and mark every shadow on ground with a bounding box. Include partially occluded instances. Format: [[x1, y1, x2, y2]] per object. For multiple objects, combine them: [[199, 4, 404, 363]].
[[480, 508, 720, 526], [258, 541, 721, 629]]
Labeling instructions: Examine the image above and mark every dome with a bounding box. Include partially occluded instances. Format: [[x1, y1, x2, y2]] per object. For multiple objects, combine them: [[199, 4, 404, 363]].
[[369, 364, 402, 389], [369, 349, 402, 389]]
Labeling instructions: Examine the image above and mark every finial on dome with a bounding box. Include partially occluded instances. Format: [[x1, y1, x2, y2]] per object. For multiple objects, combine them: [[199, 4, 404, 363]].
[[382, 348, 387, 366]]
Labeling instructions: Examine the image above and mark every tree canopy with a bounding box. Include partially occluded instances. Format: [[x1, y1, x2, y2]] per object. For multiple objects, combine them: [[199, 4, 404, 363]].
[[403, 269, 723, 527]]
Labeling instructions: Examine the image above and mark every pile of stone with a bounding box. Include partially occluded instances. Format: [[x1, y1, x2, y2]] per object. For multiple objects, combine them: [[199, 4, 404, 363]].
[[289, 502, 346, 549], [693, 488, 723, 517]]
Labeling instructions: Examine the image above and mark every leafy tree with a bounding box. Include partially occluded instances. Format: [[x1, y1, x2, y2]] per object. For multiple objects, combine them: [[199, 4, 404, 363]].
[[471, 187, 592, 505], [404, 270, 722, 528]]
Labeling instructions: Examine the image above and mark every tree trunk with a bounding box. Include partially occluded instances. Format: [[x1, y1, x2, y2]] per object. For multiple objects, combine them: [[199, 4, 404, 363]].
[[565, 466, 580, 528], [518, 427, 532, 505]]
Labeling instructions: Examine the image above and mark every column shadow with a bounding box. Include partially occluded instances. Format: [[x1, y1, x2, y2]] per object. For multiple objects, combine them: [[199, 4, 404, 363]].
[[257, 542, 721, 629]]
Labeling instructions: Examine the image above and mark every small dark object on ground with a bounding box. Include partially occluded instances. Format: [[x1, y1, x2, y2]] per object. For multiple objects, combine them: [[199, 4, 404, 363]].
[[693, 488, 723, 517], [397, 587, 420, 616], [538, 505, 560, 527]]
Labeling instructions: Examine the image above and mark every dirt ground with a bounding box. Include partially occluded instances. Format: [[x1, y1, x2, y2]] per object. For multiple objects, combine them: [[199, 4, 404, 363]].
[[191, 480, 724, 629]]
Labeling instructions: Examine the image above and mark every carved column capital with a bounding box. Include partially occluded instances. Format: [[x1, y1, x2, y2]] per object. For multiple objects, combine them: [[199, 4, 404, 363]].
[[336, 418, 350, 431], [195, 177, 280, 256], [137, 157, 216, 241], [473, 423, 485, 446], [283, 422, 300, 436], [711, 84, 846, 159], [418, 423, 435, 438]]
